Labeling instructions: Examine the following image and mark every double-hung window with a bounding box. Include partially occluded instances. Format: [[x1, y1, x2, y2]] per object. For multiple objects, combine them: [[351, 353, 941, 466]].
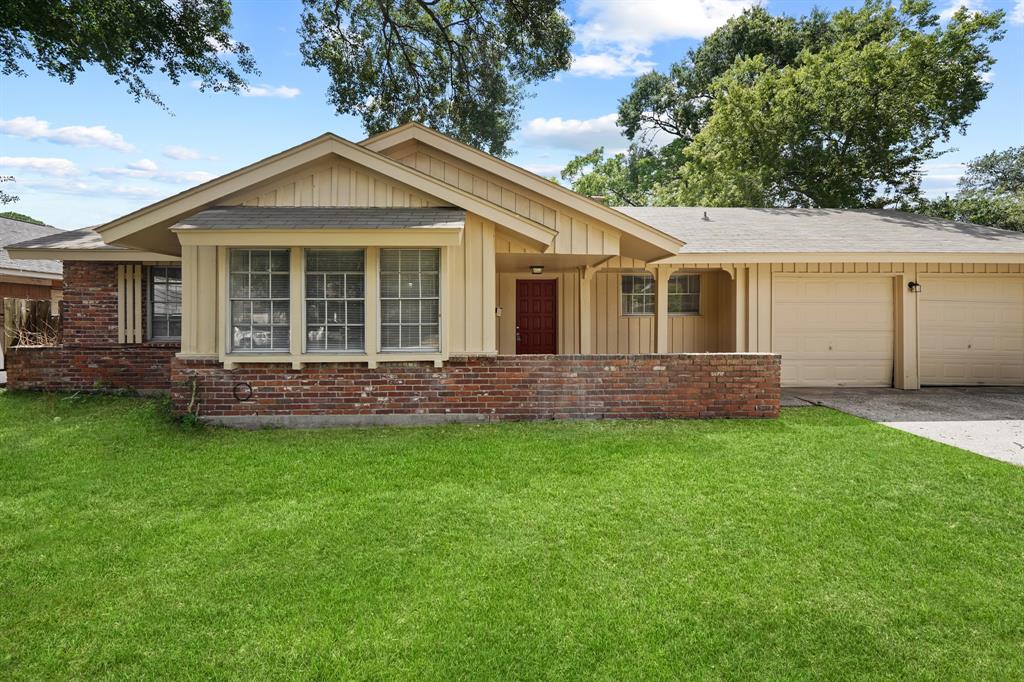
[[149, 266, 182, 340], [668, 274, 701, 314], [305, 249, 365, 352], [621, 273, 655, 316], [380, 248, 440, 351], [229, 249, 290, 351]]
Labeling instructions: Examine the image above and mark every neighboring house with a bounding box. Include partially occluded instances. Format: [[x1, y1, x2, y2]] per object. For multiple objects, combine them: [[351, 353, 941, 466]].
[[0, 216, 63, 374], [6, 124, 1024, 425]]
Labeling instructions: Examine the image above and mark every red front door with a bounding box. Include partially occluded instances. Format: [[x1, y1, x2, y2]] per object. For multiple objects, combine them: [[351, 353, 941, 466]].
[[516, 279, 557, 354]]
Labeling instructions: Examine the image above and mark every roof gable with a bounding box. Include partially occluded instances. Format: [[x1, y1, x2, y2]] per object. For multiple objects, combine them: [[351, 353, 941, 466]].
[[96, 133, 557, 254], [360, 123, 683, 256]]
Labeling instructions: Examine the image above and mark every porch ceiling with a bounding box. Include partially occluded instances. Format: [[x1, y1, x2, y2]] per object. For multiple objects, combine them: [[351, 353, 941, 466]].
[[496, 253, 612, 273]]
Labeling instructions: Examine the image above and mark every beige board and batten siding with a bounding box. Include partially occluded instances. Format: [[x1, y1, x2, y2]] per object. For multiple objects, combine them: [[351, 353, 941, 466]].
[[386, 141, 621, 257], [586, 257, 729, 354], [496, 271, 580, 355], [229, 158, 445, 209]]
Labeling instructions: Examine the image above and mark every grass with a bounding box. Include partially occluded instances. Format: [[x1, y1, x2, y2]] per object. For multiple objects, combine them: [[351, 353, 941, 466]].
[[1, 391, 1023, 681]]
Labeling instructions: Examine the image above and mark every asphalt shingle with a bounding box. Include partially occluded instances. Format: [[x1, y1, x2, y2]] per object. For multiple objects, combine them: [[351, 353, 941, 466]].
[[0, 216, 64, 276], [172, 206, 466, 231]]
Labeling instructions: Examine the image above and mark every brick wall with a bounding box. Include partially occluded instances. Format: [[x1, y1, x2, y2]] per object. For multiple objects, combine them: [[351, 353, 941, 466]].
[[6, 261, 179, 392], [6, 344, 179, 392], [171, 354, 781, 425]]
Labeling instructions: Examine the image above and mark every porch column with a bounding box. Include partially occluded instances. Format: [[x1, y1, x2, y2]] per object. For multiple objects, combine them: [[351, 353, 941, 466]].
[[894, 266, 920, 389], [734, 265, 748, 352], [655, 265, 671, 353], [579, 266, 593, 354]]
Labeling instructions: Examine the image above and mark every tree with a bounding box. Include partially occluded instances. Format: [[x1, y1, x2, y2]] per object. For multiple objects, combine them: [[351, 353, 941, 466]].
[[0, 211, 46, 225], [0, 176, 18, 206], [0, 0, 257, 107], [564, 1, 1004, 208], [915, 146, 1024, 231], [299, 0, 572, 157], [559, 144, 683, 206]]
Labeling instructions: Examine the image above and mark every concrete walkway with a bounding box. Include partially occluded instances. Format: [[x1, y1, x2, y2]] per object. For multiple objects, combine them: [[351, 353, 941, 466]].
[[783, 387, 1024, 466]]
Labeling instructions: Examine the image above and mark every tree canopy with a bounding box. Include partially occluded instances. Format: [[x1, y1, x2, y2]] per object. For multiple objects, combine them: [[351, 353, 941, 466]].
[[299, 0, 572, 157], [564, 1, 1005, 209], [915, 146, 1024, 231], [0, 0, 257, 108]]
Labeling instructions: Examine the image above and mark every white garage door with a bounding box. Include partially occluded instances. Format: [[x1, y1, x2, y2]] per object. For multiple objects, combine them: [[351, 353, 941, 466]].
[[919, 276, 1024, 385], [773, 276, 895, 387]]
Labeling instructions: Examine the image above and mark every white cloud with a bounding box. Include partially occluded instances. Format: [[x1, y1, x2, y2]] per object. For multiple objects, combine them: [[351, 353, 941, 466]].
[[1012, 0, 1024, 24], [521, 163, 566, 178], [241, 84, 301, 99], [0, 156, 79, 177], [570, 52, 656, 78], [939, 0, 984, 20], [191, 81, 301, 99], [520, 114, 629, 153], [16, 177, 164, 199], [0, 116, 134, 152], [94, 160, 215, 185], [162, 145, 203, 160], [570, 0, 756, 78]]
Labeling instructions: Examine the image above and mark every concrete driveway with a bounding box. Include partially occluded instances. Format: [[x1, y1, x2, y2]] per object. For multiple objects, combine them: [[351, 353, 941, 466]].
[[783, 387, 1024, 466]]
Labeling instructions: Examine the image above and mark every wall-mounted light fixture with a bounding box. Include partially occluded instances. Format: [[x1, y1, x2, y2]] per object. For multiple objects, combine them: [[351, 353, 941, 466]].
[[907, 281, 922, 293], [530, 265, 544, 275]]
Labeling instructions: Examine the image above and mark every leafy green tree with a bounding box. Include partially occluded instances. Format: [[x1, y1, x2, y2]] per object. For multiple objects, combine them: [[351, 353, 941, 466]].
[[564, 1, 1004, 209], [0, 211, 46, 225], [559, 144, 683, 206], [0, 0, 256, 107], [915, 147, 1024, 231], [299, 0, 572, 157], [0, 176, 18, 206]]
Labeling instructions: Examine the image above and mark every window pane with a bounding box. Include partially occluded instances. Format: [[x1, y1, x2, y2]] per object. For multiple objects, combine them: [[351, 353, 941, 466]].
[[668, 274, 701, 314], [621, 274, 655, 316], [303, 249, 364, 353], [149, 265, 182, 340], [230, 249, 290, 352], [379, 249, 440, 351]]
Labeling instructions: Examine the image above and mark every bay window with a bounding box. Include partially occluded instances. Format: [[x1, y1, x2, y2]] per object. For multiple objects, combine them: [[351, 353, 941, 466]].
[[229, 249, 290, 351], [379, 248, 440, 351], [305, 249, 365, 352]]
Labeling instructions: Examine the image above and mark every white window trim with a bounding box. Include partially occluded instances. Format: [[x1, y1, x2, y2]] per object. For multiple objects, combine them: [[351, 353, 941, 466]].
[[227, 247, 292, 354], [378, 248, 442, 354]]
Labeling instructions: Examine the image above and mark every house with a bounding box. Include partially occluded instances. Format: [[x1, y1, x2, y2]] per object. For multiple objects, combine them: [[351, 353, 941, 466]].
[[5, 124, 1023, 425], [0, 216, 63, 377]]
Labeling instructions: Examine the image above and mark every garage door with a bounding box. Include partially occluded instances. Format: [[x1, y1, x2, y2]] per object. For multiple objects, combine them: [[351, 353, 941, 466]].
[[773, 276, 895, 387], [919, 276, 1024, 385]]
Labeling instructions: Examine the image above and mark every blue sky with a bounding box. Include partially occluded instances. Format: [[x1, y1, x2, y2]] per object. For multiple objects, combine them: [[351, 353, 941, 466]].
[[2, 0, 1023, 229]]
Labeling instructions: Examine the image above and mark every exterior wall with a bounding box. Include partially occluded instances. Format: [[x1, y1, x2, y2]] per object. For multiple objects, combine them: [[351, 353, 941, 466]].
[[497, 271, 581, 355], [177, 213, 499, 361], [228, 157, 444, 208], [589, 261, 730, 354], [388, 141, 620, 256], [5, 261, 179, 392], [170, 353, 781, 424]]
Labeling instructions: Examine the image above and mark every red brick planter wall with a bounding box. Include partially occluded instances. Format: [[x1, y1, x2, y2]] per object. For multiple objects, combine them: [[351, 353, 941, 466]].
[[171, 354, 780, 426], [5, 261, 179, 393], [5, 344, 179, 392]]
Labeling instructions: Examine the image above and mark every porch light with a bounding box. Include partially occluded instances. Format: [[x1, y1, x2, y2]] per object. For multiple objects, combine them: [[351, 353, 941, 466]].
[[530, 265, 544, 275], [908, 281, 922, 293]]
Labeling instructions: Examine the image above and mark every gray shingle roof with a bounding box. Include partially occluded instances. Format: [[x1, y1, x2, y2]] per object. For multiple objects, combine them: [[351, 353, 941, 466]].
[[8, 227, 124, 252], [0, 216, 64, 276], [172, 206, 466, 230], [614, 207, 1024, 254]]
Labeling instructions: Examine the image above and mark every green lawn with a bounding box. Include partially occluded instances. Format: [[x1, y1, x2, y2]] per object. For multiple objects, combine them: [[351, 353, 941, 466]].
[[1, 392, 1023, 680]]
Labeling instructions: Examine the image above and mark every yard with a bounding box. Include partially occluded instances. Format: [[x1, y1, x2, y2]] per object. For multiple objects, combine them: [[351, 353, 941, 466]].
[[2, 392, 1023, 680]]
